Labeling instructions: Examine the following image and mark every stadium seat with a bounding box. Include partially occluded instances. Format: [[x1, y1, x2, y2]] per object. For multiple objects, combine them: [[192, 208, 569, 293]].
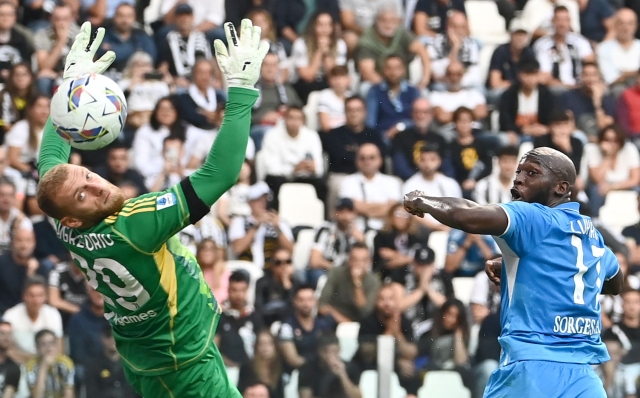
[[226, 366, 240, 386], [466, 0, 509, 45], [315, 274, 327, 298], [279, 183, 325, 228], [599, 190, 639, 233], [225, 260, 263, 307], [418, 371, 471, 398], [284, 370, 299, 398], [428, 231, 449, 269], [518, 141, 533, 160], [409, 56, 423, 87], [336, 322, 360, 361], [478, 44, 497, 88], [452, 277, 476, 306], [254, 149, 268, 181], [293, 228, 316, 271], [359, 370, 408, 398], [303, 91, 321, 132], [365, 229, 378, 253]]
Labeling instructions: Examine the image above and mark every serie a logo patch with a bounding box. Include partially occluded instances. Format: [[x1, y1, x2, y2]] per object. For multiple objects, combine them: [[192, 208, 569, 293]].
[[156, 193, 177, 210]]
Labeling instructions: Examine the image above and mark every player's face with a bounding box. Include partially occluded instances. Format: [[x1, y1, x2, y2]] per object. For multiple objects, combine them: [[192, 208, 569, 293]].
[[0, 183, 15, 212], [228, 281, 248, 309], [24, 285, 46, 313], [511, 160, 554, 205], [57, 165, 126, 229], [293, 288, 316, 317], [376, 286, 398, 317], [0, 324, 12, 350]]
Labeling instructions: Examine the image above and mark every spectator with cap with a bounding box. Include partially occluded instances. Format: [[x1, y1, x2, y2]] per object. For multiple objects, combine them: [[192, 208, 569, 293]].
[[297, 333, 362, 398], [597, 8, 640, 97], [94, 142, 148, 196], [0, 227, 48, 314], [559, 62, 615, 139], [97, 3, 157, 72], [307, 197, 364, 287], [486, 22, 535, 103], [228, 182, 294, 271], [355, 3, 431, 93], [427, 11, 483, 90], [260, 106, 326, 210], [391, 98, 447, 181], [473, 146, 519, 206], [215, 270, 265, 368], [254, 247, 301, 326], [319, 242, 381, 323], [84, 326, 139, 398], [365, 54, 421, 146], [0, 321, 19, 397], [4, 276, 62, 363], [339, 143, 402, 232], [392, 245, 454, 337], [159, 0, 225, 47], [402, 143, 459, 231], [534, 6, 594, 90], [498, 59, 555, 145], [444, 230, 500, 277], [278, 285, 336, 370], [25, 329, 74, 398], [157, 3, 212, 88]]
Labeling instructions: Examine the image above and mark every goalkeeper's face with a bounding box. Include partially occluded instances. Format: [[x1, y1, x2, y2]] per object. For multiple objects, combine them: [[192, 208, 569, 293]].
[[56, 164, 126, 228]]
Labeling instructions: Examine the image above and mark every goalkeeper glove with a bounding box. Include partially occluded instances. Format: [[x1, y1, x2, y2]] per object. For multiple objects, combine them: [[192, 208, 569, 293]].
[[214, 19, 270, 89], [63, 22, 116, 80]]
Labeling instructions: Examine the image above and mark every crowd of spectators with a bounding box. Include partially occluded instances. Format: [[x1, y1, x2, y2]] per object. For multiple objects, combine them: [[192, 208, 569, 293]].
[[0, 0, 639, 397]]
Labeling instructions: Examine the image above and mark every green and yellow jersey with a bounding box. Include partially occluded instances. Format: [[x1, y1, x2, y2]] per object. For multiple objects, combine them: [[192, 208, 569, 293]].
[[37, 87, 258, 376]]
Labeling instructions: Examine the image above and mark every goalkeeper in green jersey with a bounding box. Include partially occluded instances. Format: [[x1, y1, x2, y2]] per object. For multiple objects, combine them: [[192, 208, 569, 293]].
[[34, 20, 268, 398]]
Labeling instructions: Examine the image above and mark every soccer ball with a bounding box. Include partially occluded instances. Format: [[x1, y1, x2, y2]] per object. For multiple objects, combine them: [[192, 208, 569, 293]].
[[51, 73, 127, 150]]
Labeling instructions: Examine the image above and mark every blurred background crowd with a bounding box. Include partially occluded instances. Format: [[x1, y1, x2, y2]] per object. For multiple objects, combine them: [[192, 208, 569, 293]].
[[0, 0, 639, 397]]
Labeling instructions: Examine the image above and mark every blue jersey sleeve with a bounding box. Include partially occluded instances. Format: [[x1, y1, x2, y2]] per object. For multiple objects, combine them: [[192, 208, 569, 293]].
[[447, 229, 466, 254], [498, 202, 552, 257], [601, 247, 620, 281]]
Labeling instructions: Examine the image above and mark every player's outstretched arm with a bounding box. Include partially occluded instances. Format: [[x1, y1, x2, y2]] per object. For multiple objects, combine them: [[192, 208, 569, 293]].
[[38, 22, 115, 178], [186, 20, 268, 213], [403, 190, 509, 236]]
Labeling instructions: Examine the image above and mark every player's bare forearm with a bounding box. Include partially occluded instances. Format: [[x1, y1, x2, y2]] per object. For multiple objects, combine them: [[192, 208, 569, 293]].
[[602, 270, 624, 295], [403, 191, 508, 236], [188, 87, 257, 206], [38, 118, 71, 178]]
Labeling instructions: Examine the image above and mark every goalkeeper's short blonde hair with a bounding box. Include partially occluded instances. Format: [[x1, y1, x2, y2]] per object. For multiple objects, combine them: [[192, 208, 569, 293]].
[[36, 164, 69, 220]]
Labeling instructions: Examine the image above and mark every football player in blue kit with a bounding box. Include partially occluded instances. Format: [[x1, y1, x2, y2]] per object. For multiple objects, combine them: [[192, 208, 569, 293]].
[[403, 147, 624, 398]]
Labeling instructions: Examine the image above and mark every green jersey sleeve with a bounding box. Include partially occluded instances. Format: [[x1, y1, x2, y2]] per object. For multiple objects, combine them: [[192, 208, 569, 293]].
[[38, 118, 71, 178], [106, 87, 258, 254]]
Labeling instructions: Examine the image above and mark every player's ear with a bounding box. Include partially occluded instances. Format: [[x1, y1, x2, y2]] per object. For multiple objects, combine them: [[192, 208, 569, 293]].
[[555, 181, 571, 197], [60, 216, 83, 229]]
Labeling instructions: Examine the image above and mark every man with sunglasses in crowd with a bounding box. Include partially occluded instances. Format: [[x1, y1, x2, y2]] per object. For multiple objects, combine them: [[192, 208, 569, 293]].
[[254, 247, 302, 325]]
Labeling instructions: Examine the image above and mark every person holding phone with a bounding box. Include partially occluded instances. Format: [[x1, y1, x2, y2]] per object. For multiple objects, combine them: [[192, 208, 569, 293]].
[[148, 136, 186, 192]]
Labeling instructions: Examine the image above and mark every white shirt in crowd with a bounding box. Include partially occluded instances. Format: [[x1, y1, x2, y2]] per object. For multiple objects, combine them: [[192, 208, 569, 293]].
[[534, 32, 593, 86], [118, 79, 171, 113], [160, 0, 225, 27], [132, 124, 207, 183], [291, 38, 348, 83], [429, 89, 486, 121], [178, 213, 227, 255], [317, 88, 350, 130], [339, 172, 403, 231], [4, 120, 43, 164], [192, 132, 256, 163], [220, 183, 251, 218], [260, 123, 324, 178], [473, 174, 513, 206], [519, 0, 581, 36], [596, 38, 640, 85], [337, 0, 403, 29], [584, 142, 640, 184], [3, 303, 63, 355], [402, 172, 461, 225], [228, 215, 294, 269]]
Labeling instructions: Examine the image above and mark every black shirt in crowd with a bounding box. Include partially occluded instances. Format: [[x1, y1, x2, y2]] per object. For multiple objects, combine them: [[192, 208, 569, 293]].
[[278, 314, 337, 365], [603, 321, 640, 365], [254, 275, 301, 326], [216, 305, 265, 366], [0, 252, 48, 314], [48, 262, 88, 328], [298, 358, 361, 398], [474, 311, 502, 363], [323, 125, 386, 174], [391, 127, 448, 181], [413, 0, 466, 34], [85, 352, 140, 398], [372, 228, 430, 284], [0, 356, 20, 394], [0, 29, 33, 83], [487, 44, 536, 88], [358, 311, 414, 368], [449, 132, 494, 184], [237, 360, 285, 398], [402, 271, 454, 339]]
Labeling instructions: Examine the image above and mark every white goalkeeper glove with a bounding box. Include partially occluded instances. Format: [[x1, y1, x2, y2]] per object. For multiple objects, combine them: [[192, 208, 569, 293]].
[[63, 21, 116, 80], [214, 19, 270, 89]]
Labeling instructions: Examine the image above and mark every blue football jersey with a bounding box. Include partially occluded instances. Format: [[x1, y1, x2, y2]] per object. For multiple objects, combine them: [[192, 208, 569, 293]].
[[493, 201, 619, 366]]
